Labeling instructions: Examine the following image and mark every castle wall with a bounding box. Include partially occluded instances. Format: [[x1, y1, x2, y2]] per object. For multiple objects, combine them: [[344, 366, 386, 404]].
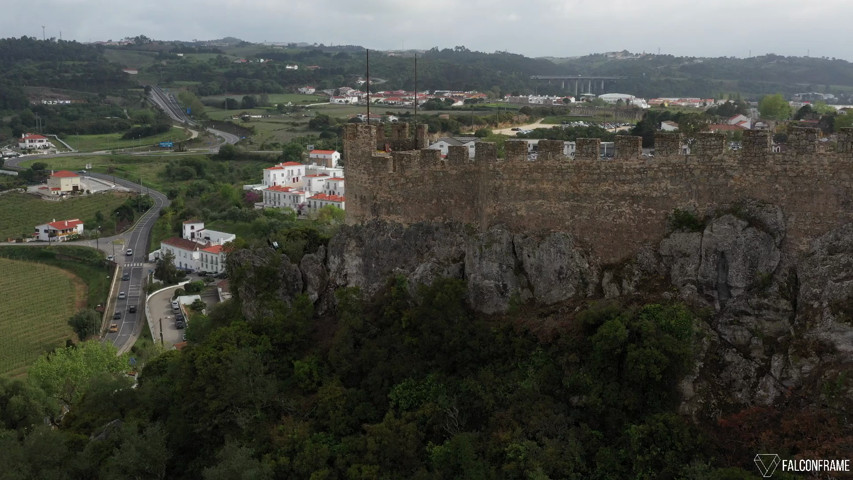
[[345, 124, 853, 263]]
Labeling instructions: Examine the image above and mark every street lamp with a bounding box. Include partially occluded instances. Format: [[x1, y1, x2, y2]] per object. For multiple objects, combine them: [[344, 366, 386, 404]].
[[96, 225, 100, 251]]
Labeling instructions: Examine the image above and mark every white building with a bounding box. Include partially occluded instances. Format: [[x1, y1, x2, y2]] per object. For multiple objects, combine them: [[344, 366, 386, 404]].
[[18, 133, 52, 149], [308, 149, 341, 168], [303, 173, 330, 194], [262, 185, 308, 211], [598, 93, 650, 109], [306, 193, 345, 213], [47, 170, 81, 195], [263, 162, 305, 188], [156, 221, 233, 273], [323, 177, 345, 197], [182, 220, 235, 245], [428, 137, 480, 158], [33, 219, 84, 242]]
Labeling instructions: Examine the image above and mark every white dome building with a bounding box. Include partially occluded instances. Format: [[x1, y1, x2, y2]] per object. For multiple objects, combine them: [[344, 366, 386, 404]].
[[598, 93, 649, 109]]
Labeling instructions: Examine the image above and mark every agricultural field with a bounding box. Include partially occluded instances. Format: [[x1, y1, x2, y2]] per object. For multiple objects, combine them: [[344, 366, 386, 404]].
[[0, 257, 83, 377], [0, 191, 130, 241], [62, 127, 193, 152]]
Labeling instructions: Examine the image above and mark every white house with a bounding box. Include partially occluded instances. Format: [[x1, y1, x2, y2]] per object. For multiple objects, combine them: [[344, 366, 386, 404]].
[[330, 96, 359, 104], [308, 149, 341, 168], [298, 86, 315, 94], [182, 220, 235, 245], [47, 170, 81, 195], [33, 218, 84, 242], [262, 185, 308, 211], [428, 137, 480, 158], [303, 173, 330, 194], [199, 244, 227, 274], [160, 237, 202, 271], [263, 162, 305, 188], [660, 121, 680, 132], [18, 133, 51, 150], [307, 193, 345, 213], [323, 177, 345, 197]]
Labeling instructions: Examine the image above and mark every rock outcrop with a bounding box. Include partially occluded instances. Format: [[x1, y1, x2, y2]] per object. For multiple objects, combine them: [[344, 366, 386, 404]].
[[229, 204, 853, 416]]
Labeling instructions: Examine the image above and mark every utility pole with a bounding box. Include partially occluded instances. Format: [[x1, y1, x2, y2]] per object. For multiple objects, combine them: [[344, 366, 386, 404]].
[[41, 25, 46, 41]]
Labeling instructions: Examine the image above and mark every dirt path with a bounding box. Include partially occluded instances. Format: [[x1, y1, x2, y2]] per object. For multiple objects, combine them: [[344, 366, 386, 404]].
[[492, 118, 551, 136]]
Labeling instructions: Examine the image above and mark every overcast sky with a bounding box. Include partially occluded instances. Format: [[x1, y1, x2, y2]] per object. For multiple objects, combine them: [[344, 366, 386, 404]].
[[6, 0, 853, 61]]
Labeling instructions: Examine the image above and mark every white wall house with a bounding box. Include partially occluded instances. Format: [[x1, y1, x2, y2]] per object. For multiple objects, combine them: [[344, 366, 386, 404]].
[[307, 193, 345, 213], [18, 133, 51, 149], [428, 137, 479, 158], [308, 149, 341, 168], [323, 178, 345, 197], [33, 219, 84, 242], [156, 221, 235, 272], [263, 185, 308, 211], [303, 173, 329, 194], [263, 162, 306, 188], [182, 220, 235, 245], [160, 238, 202, 270], [199, 244, 227, 274]]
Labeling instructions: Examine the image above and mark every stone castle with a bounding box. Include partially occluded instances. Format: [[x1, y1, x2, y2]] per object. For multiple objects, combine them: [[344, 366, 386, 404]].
[[343, 123, 853, 263]]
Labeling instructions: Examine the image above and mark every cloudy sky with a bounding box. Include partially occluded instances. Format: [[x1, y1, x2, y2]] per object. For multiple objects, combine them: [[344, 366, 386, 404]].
[[6, 0, 853, 60]]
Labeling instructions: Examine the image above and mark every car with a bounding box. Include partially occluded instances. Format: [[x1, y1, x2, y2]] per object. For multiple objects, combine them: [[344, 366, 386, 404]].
[[175, 312, 184, 321], [128, 305, 137, 313], [118, 291, 126, 300], [109, 323, 119, 333], [121, 272, 130, 281], [113, 312, 121, 320], [175, 320, 185, 329], [107, 255, 114, 261], [126, 249, 133, 256]]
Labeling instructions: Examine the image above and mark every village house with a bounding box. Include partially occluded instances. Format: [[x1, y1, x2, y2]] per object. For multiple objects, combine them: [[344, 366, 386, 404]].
[[308, 149, 341, 168], [154, 221, 234, 273], [33, 218, 84, 242], [262, 185, 309, 211], [307, 192, 345, 213], [18, 133, 52, 150], [47, 170, 81, 195], [428, 137, 481, 158], [263, 161, 305, 187]]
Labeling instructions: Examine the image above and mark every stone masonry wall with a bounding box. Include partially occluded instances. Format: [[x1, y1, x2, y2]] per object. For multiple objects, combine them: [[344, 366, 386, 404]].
[[345, 124, 853, 263]]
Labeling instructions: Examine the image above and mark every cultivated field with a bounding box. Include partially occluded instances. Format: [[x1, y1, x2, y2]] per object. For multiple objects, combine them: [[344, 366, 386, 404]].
[[0, 191, 130, 241], [0, 258, 82, 377], [62, 127, 192, 152]]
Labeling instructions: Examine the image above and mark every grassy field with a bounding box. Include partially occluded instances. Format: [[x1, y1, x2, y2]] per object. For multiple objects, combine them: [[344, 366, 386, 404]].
[[0, 257, 83, 377], [62, 127, 193, 152], [0, 191, 131, 241]]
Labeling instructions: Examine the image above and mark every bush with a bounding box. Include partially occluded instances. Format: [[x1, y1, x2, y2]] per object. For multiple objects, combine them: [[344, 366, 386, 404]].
[[669, 209, 704, 232]]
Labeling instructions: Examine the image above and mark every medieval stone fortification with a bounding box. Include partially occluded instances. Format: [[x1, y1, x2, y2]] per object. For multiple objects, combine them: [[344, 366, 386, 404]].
[[344, 123, 853, 263]]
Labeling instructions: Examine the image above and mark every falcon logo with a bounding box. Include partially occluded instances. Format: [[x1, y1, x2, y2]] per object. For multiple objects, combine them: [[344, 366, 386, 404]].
[[754, 454, 781, 477]]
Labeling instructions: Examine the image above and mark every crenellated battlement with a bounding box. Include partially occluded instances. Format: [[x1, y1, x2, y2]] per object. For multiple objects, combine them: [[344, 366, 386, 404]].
[[344, 124, 853, 262]]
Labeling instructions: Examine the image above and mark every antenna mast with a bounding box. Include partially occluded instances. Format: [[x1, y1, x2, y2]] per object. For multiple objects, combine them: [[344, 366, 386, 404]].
[[413, 54, 418, 147], [366, 49, 370, 127]]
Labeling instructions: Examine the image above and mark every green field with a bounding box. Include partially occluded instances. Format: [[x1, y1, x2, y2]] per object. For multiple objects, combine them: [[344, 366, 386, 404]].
[[0, 257, 81, 377], [0, 191, 130, 241], [62, 127, 193, 152]]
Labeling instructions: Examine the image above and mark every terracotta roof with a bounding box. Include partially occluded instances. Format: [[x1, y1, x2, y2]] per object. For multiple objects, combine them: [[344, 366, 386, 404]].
[[266, 185, 292, 192], [47, 219, 83, 229], [310, 149, 337, 155], [51, 170, 79, 178], [162, 237, 202, 251], [22, 134, 47, 140], [265, 162, 304, 170], [327, 177, 345, 181], [309, 193, 345, 202], [182, 219, 203, 224], [304, 173, 329, 178], [202, 245, 223, 254]]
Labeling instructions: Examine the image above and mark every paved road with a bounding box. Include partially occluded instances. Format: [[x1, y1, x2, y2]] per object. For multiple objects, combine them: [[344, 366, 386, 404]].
[[148, 85, 240, 147], [89, 173, 170, 353]]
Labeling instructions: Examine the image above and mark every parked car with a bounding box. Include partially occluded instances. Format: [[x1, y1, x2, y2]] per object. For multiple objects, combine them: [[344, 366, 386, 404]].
[[175, 320, 185, 329], [107, 255, 114, 261]]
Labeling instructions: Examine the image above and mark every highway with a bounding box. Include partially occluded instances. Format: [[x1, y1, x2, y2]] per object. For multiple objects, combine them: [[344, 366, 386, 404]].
[[148, 85, 240, 147]]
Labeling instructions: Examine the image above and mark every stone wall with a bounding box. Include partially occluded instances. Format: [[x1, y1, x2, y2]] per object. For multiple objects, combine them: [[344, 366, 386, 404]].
[[345, 124, 853, 263]]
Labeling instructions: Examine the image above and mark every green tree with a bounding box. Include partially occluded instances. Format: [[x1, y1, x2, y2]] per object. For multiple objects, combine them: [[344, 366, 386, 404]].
[[281, 143, 303, 163], [758, 94, 792, 121], [155, 250, 181, 285], [28, 340, 130, 406], [67, 309, 101, 341]]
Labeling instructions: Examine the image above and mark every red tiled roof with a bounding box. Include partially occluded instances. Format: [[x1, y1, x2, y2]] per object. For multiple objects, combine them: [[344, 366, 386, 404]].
[[182, 219, 203, 224], [327, 177, 345, 181], [310, 150, 337, 155], [309, 193, 345, 202], [202, 245, 223, 254], [266, 185, 293, 192], [304, 173, 329, 178], [22, 134, 47, 140], [162, 237, 202, 251], [265, 162, 303, 170], [48, 219, 83, 229], [51, 170, 79, 178]]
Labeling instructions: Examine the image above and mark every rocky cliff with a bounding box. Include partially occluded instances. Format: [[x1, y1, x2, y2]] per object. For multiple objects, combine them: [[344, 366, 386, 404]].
[[228, 203, 853, 416]]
